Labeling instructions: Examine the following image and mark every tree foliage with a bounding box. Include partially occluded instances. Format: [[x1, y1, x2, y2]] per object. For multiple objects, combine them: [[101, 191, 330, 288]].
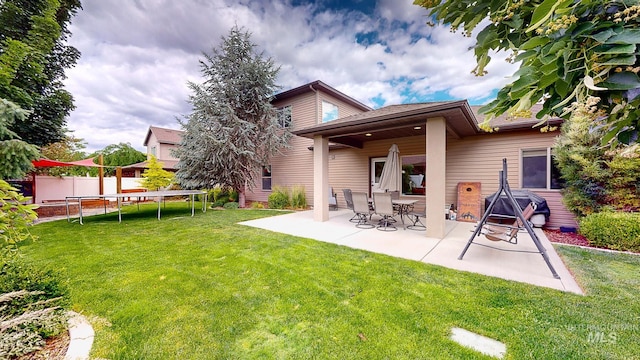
[[0, 99, 39, 180], [554, 100, 640, 217], [87, 142, 146, 176], [175, 26, 291, 206], [0, 0, 82, 146], [37, 133, 87, 176], [140, 155, 174, 191], [415, 0, 640, 144]]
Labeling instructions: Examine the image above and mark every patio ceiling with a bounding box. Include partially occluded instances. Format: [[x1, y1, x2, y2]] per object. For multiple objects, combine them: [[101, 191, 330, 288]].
[[292, 100, 480, 148]]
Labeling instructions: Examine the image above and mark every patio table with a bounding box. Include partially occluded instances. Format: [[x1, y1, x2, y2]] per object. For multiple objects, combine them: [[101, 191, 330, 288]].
[[369, 198, 418, 229]]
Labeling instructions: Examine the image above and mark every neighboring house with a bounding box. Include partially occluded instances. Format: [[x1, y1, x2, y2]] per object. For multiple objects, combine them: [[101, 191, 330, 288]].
[[124, 126, 182, 177], [145, 80, 577, 234]]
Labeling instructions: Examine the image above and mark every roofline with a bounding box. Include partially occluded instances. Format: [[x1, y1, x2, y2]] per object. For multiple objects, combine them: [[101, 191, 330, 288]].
[[292, 100, 477, 138], [143, 126, 182, 147], [273, 80, 372, 112]]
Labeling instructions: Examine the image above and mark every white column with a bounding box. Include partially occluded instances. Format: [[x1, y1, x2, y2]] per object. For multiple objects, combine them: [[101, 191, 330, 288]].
[[313, 135, 330, 221], [425, 117, 446, 238]]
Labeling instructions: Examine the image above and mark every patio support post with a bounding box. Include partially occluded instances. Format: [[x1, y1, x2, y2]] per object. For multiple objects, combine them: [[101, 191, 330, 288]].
[[313, 135, 330, 221], [425, 117, 446, 238]]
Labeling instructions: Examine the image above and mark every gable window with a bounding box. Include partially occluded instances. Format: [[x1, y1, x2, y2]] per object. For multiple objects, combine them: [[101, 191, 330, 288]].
[[321, 101, 339, 123], [521, 149, 563, 190], [277, 105, 292, 128], [150, 146, 157, 157], [262, 165, 272, 191]]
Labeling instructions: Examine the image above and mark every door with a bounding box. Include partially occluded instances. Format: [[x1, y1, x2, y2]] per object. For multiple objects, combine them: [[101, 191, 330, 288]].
[[371, 157, 386, 194]]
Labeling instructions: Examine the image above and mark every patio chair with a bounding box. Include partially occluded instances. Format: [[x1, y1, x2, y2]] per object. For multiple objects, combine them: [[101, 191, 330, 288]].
[[482, 202, 537, 244], [352, 192, 374, 229], [373, 192, 398, 231], [342, 189, 359, 223], [329, 186, 338, 210], [407, 210, 426, 230]]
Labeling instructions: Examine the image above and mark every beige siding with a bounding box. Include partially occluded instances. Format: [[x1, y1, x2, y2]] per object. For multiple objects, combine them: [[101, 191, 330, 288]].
[[447, 130, 578, 229], [247, 89, 373, 204]]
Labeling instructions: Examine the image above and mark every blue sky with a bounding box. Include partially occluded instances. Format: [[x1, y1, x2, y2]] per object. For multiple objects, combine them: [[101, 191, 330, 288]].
[[64, 0, 519, 152]]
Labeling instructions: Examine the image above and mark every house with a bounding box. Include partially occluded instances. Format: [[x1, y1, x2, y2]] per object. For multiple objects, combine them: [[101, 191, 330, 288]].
[[123, 126, 183, 177], [146, 80, 578, 236]]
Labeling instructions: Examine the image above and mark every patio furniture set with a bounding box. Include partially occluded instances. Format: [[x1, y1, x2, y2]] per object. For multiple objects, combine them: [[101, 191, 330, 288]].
[[340, 188, 423, 231]]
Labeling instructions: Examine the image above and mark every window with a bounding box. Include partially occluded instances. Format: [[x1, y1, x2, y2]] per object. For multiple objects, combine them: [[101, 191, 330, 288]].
[[321, 101, 339, 123], [150, 146, 157, 157], [401, 155, 426, 195], [522, 149, 563, 190], [276, 106, 292, 128], [262, 165, 272, 191]]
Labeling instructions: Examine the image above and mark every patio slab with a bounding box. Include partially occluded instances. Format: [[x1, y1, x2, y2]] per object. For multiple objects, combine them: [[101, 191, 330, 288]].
[[240, 209, 583, 294]]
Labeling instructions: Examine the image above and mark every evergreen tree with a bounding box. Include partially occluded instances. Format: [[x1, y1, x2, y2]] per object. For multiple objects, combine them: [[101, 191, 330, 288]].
[[175, 26, 290, 207], [140, 155, 174, 191]]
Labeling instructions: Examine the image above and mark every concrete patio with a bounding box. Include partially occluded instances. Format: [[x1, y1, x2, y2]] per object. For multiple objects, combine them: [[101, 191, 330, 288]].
[[240, 209, 583, 295]]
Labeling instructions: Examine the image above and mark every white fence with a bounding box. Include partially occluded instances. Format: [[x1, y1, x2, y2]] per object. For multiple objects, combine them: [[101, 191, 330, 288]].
[[35, 176, 143, 203]]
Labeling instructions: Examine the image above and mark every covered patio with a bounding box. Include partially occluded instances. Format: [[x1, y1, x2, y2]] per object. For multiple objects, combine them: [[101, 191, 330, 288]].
[[240, 209, 583, 294], [292, 100, 480, 239]]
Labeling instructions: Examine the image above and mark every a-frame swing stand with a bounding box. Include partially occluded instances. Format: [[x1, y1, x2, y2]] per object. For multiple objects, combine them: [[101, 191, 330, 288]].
[[458, 159, 560, 279]]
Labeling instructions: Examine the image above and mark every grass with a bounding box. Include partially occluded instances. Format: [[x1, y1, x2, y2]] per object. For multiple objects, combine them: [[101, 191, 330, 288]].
[[18, 202, 640, 359]]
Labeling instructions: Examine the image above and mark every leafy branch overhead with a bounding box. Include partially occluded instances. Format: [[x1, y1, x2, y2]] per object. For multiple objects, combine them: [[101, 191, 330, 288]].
[[415, 0, 640, 144]]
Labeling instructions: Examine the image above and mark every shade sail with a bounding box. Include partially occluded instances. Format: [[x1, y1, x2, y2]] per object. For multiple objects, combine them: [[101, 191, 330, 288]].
[[32, 157, 103, 167], [374, 144, 401, 192]]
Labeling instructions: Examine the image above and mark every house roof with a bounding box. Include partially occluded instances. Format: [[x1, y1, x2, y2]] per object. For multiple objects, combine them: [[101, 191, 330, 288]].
[[273, 80, 372, 112], [143, 126, 183, 146], [292, 101, 565, 148], [292, 100, 479, 148], [122, 159, 178, 171], [471, 104, 564, 130]]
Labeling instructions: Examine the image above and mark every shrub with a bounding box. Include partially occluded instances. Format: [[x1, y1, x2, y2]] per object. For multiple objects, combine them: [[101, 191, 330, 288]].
[[1, 180, 38, 249], [0, 254, 68, 358], [223, 202, 239, 210], [579, 212, 640, 252], [251, 202, 265, 209], [290, 185, 307, 209], [267, 186, 290, 209], [211, 200, 226, 208]]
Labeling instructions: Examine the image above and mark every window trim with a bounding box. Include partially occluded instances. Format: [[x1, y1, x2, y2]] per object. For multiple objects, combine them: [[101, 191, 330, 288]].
[[261, 165, 272, 191], [520, 148, 563, 191]]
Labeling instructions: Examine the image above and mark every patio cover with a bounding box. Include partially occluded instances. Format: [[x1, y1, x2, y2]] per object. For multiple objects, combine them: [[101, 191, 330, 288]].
[[374, 144, 401, 192], [32, 157, 103, 167]]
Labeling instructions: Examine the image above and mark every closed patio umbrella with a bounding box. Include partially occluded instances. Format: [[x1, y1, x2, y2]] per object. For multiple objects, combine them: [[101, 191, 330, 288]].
[[374, 144, 401, 192]]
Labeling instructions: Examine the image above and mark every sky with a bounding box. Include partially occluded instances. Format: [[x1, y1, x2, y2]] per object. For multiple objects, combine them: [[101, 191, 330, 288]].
[[63, 0, 520, 153]]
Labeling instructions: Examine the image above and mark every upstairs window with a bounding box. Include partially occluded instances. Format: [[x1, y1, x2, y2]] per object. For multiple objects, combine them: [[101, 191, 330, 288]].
[[322, 101, 339, 123], [522, 149, 564, 190], [277, 106, 292, 128]]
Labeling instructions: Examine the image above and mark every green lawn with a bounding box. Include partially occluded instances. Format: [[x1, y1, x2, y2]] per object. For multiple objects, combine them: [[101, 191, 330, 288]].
[[20, 202, 640, 359]]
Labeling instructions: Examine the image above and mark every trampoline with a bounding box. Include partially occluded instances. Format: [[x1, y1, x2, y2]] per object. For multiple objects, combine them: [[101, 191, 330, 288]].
[[65, 190, 207, 224]]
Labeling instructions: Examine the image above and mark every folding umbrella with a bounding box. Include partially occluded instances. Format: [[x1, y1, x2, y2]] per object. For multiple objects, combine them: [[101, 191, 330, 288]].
[[374, 144, 401, 192]]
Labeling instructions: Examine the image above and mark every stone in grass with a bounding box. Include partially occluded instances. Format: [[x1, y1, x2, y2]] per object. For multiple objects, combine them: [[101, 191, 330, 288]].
[[450, 327, 506, 359]]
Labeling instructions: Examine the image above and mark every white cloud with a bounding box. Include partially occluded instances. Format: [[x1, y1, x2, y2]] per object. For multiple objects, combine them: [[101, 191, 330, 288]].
[[63, 0, 519, 152]]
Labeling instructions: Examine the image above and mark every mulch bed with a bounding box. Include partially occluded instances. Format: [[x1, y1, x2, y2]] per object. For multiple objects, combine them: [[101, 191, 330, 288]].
[[17, 331, 70, 360], [543, 229, 591, 247]]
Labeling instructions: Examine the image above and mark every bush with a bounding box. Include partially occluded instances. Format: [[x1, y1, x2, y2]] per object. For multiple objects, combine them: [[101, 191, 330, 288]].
[[267, 186, 290, 209], [223, 202, 239, 210], [211, 200, 226, 208], [291, 185, 307, 209], [579, 212, 640, 252], [0, 254, 68, 358], [250, 202, 265, 209]]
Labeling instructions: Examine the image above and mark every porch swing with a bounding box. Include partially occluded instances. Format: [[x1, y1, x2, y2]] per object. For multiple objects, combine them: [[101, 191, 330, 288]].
[[458, 159, 560, 279]]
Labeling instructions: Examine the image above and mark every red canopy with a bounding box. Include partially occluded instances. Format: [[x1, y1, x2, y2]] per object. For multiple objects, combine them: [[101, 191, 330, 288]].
[[32, 157, 103, 167]]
